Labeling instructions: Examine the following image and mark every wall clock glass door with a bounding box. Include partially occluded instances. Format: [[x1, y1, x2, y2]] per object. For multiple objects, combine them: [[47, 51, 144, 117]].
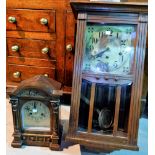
[[78, 23, 136, 136]]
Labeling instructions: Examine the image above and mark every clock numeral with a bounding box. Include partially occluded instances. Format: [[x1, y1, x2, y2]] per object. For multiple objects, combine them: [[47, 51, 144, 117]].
[[117, 32, 119, 38], [92, 37, 98, 44], [29, 90, 33, 96], [113, 61, 118, 68], [88, 45, 94, 51], [25, 106, 30, 112], [99, 31, 104, 38], [30, 102, 33, 106], [121, 55, 124, 62], [120, 40, 127, 46], [35, 117, 39, 121]]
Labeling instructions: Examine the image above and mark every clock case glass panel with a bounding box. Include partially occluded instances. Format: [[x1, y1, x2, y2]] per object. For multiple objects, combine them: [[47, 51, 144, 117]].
[[78, 79, 132, 135], [83, 23, 136, 75]]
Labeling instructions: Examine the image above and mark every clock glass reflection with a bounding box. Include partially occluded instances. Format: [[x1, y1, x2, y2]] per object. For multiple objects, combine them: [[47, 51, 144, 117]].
[[83, 23, 136, 75], [21, 100, 50, 131], [78, 79, 132, 135]]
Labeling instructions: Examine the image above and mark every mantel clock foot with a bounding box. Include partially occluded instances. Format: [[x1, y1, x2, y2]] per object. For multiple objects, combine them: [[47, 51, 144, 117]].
[[11, 132, 23, 148], [49, 143, 61, 151], [49, 135, 61, 151], [11, 139, 23, 148], [11, 141, 22, 148]]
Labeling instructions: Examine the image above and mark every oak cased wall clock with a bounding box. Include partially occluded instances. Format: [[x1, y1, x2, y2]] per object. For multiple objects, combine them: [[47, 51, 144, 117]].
[[67, 1, 148, 151], [10, 75, 62, 150]]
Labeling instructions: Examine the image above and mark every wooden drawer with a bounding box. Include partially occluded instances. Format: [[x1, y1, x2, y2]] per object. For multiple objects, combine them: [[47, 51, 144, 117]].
[[6, 9, 55, 33], [7, 64, 55, 82], [7, 0, 65, 10], [7, 38, 56, 59], [8, 56, 56, 68]]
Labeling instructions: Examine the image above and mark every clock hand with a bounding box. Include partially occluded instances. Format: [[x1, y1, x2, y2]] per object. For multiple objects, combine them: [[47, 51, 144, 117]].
[[34, 102, 36, 109], [95, 47, 110, 57], [90, 47, 110, 60], [32, 102, 38, 113]]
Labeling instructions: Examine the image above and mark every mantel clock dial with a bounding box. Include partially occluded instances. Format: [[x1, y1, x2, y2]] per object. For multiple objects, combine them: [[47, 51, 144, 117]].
[[21, 100, 50, 131], [67, 1, 148, 152]]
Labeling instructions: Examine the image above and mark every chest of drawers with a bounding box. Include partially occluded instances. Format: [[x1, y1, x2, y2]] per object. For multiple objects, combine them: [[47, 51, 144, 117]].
[[6, 0, 75, 93], [6, 0, 147, 99]]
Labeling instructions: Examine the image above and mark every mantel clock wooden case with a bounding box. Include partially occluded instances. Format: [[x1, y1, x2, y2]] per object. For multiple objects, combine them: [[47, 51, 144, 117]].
[[67, 1, 148, 151], [9, 75, 62, 150]]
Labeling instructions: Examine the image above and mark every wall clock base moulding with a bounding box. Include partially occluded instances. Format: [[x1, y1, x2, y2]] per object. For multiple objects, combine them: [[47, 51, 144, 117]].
[[66, 135, 138, 151]]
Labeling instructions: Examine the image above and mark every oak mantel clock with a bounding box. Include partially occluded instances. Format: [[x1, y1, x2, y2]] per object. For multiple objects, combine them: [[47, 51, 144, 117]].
[[66, 1, 148, 151], [10, 75, 62, 150]]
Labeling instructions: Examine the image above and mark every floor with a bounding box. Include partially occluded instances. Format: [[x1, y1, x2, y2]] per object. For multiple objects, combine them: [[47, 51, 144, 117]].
[[6, 98, 148, 155]]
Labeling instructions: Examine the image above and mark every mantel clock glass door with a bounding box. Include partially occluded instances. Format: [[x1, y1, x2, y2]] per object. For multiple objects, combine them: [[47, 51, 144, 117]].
[[67, 1, 148, 152], [21, 100, 50, 131]]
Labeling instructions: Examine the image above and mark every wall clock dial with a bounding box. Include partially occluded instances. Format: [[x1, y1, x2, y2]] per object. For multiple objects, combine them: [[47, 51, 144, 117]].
[[83, 24, 136, 74]]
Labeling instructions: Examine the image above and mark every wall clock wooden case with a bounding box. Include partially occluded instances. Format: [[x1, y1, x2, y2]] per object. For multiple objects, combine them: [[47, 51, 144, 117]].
[[10, 75, 62, 150], [66, 1, 148, 151]]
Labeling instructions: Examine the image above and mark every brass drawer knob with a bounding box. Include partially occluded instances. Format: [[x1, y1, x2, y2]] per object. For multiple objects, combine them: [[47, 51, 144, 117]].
[[11, 45, 19, 52], [66, 44, 72, 52], [40, 18, 48, 25], [104, 76, 109, 80], [41, 47, 49, 54], [13, 71, 21, 78], [114, 77, 119, 81], [8, 16, 16, 23], [44, 74, 49, 77]]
